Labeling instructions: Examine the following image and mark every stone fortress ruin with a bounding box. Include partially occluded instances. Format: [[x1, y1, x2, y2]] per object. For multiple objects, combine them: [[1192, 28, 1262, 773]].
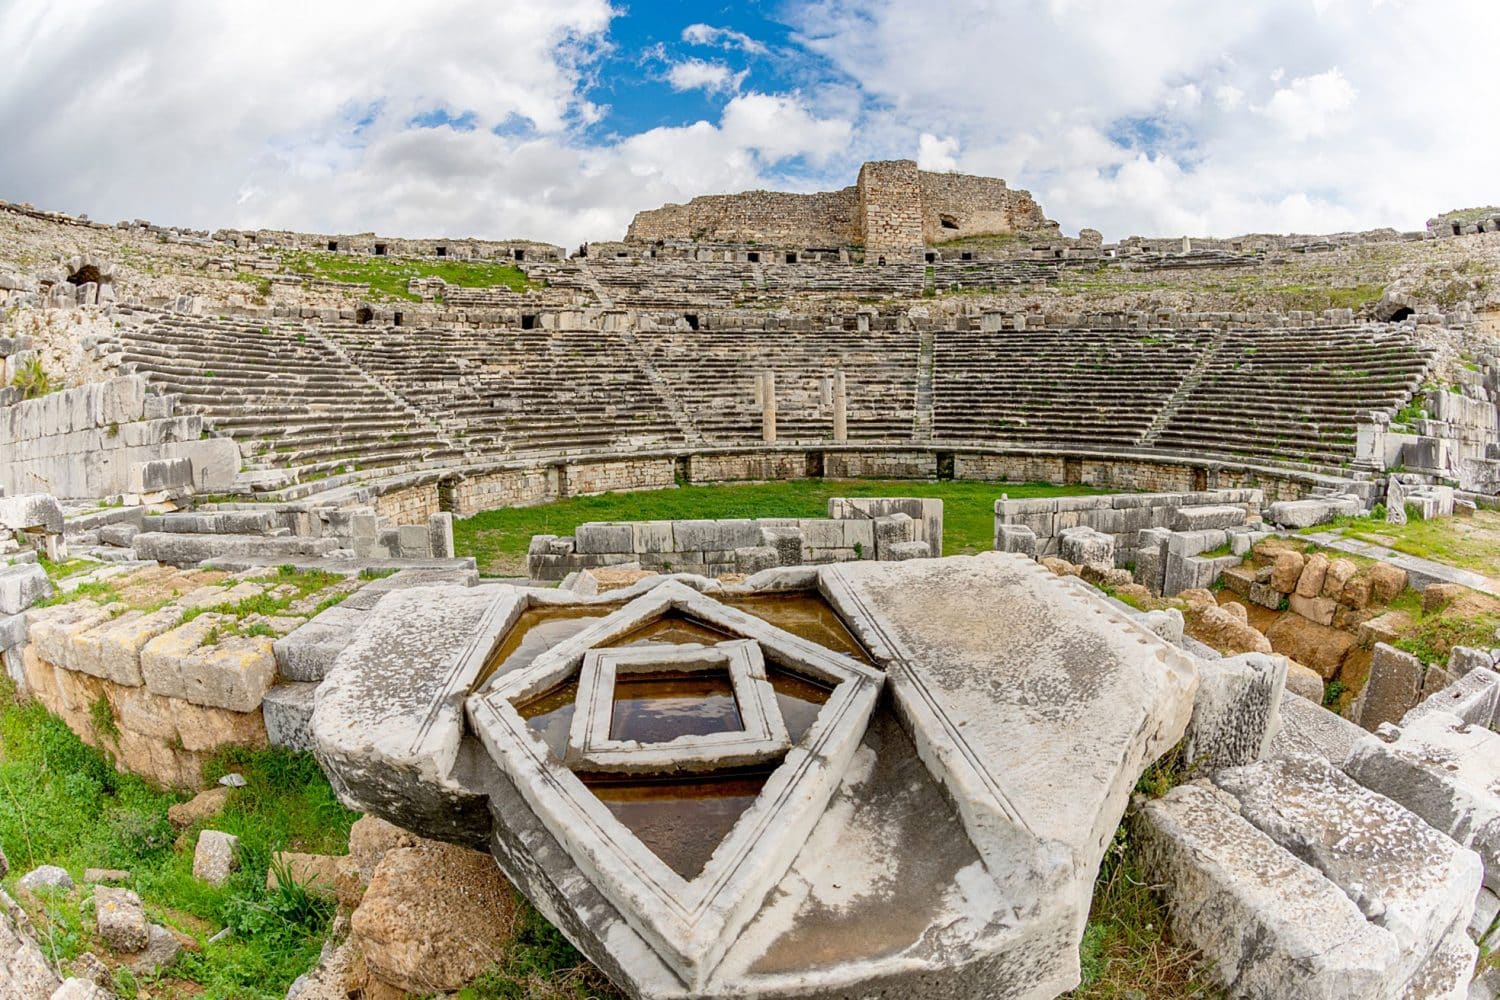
[[3, 159, 1500, 999]]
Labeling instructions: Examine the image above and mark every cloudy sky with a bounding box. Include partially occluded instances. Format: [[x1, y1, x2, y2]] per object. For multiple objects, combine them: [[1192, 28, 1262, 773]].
[[1, 0, 1495, 248]]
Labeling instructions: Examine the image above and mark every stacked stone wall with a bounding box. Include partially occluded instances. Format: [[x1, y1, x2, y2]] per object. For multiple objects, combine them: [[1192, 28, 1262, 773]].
[[856, 160, 924, 259], [373, 482, 442, 525], [918, 171, 1050, 244], [564, 458, 676, 497], [626, 188, 859, 247], [0, 376, 239, 499]]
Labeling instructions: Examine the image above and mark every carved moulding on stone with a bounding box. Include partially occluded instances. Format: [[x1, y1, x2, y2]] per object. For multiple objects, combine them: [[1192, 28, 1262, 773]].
[[467, 580, 884, 993], [565, 640, 790, 775]]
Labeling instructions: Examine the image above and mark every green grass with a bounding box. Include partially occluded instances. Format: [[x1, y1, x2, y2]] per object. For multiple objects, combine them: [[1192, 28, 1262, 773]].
[[453, 479, 1111, 576], [1317, 510, 1500, 577], [0, 683, 356, 998], [280, 251, 534, 302]]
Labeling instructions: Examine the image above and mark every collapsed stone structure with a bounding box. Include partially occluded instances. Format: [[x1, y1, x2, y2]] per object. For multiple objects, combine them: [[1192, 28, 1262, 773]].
[[626, 160, 1056, 260]]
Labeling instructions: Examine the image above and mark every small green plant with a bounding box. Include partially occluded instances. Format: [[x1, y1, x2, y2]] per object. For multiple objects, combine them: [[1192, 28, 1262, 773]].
[[1322, 679, 1346, 708], [88, 694, 120, 744], [357, 566, 399, 581], [10, 355, 54, 399]]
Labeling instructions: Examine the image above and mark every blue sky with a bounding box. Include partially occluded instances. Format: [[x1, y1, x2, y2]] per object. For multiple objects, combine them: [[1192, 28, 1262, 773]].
[[1, 0, 1498, 247]]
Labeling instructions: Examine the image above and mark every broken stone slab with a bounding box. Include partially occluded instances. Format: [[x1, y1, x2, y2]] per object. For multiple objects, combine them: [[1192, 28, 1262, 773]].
[[1353, 643, 1425, 732], [0, 493, 64, 534], [312, 584, 513, 847], [1213, 753, 1482, 985], [1056, 525, 1113, 567], [131, 531, 339, 567], [94, 886, 149, 953], [18, 864, 74, 892], [193, 830, 239, 886], [994, 523, 1038, 558], [1183, 652, 1286, 771], [0, 562, 51, 615], [70, 606, 183, 686], [883, 539, 930, 561], [121, 923, 181, 976], [263, 681, 318, 751], [1403, 667, 1500, 728], [1345, 711, 1500, 893], [273, 616, 361, 682], [1135, 781, 1402, 999]]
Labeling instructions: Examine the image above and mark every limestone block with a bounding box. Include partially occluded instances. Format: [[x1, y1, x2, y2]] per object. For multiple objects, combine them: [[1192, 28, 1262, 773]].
[[1296, 553, 1330, 598], [1135, 782, 1401, 999], [884, 540, 930, 561], [1343, 573, 1375, 610], [1403, 667, 1500, 728], [994, 523, 1037, 558], [1142, 608, 1185, 645], [140, 614, 277, 712], [1368, 562, 1408, 604], [1133, 527, 1171, 595], [0, 562, 51, 615], [0, 611, 24, 649], [52, 977, 117, 1000], [731, 546, 778, 574], [1271, 550, 1306, 593], [193, 830, 239, 886], [70, 607, 183, 686], [1358, 610, 1413, 649], [1214, 753, 1482, 985], [426, 513, 454, 560], [1321, 558, 1358, 599], [122, 924, 181, 976], [1266, 496, 1361, 529], [1184, 652, 1286, 770], [1345, 712, 1500, 893], [1264, 614, 1356, 680], [94, 886, 149, 953], [1285, 661, 1324, 703], [19, 865, 73, 892], [1289, 593, 1339, 627], [1219, 564, 1256, 598], [0, 493, 63, 533], [396, 524, 428, 559], [127, 458, 193, 494], [1269, 685, 1367, 766], [631, 521, 674, 555], [0, 887, 61, 997], [1450, 646, 1494, 676], [1354, 643, 1425, 731], [1170, 504, 1246, 531], [97, 523, 138, 548], [1186, 603, 1272, 657], [1057, 525, 1113, 567], [26, 601, 113, 670], [263, 682, 318, 751]]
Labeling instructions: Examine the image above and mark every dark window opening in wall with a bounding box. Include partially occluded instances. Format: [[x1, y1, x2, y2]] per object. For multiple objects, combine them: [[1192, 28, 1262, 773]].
[[373, 243, 387, 256], [513, 249, 526, 261], [747, 251, 760, 263], [1192, 467, 1209, 492], [1387, 306, 1415, 323], [960, 251, 973, 261], [1055, 250, 1065, 259], [684, 313, 699, 330], [877, 256, 886, 266], [521, 313, 538, 330], [939, 214, 959, 230], [356, 306, 374, 325], [924, 252, 936, 263], [936, 452, 956, 480], [616, 251, 629, 258], [392, 311, 404, 327], [436, 246, 447, 257], [806, 451, 826, 478], [327, 241, 338, 252], [785, 252, 798, 264], [1453, 224, 1463, 236], [66, 265, 101, 286]]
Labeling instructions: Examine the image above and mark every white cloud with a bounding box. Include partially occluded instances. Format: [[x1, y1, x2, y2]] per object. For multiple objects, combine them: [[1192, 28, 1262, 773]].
[[917, 133, 960, 172], [681, 23, 769, 55], [1259, 68, 1357, 141], [665, 58, 746, 95]]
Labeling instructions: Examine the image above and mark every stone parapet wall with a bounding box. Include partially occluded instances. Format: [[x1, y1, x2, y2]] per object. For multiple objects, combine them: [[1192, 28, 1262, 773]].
[[996, 489, 1264, 561], [823, 450, 935, 479], [0, 376, 239, 499], [528, 506, 930, 581], [450, 467, 557, 516], [918, 170, 1052, 245], [564, 458, 676, 497], [373, 482, 442, 525], [627, 188, 858, 248]]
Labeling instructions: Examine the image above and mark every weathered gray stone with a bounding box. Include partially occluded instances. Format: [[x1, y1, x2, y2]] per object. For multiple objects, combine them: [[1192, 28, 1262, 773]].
[[1354, 642, 1424, 731], [1141, 608, 1185, 645], [1269, 692, 1367, 767], [273, 617, 359, 683], [994, 523, 1037, 558], [1266, 496, 1361, 529], [127, 457, 193, 494], [0, 562, 51, 615], [1057, 525, 1113, 567], [1183, 652, 1286, 771], [1345, 711, 1500, 893], [96, 523, 138, 548], [0, 611, 25, 650], [263, 682, 318, 751], [193, 830, 239, 886], [18, 865, 73, 893], [0, 888, 60, 997], [140, 614, 276, 712], [1170, 504, 1246, 531], [427, 512, 454, 560], [1135, 781, 1402, 1000], [1403, 666, 1500, 728], [883, 539, 930, 561], [1214, 753, 1481, 986], [122, 923, 181, 976], [0, 493, 63, 534], [1450, 646, 1493, 677], [94, 886, 149, 953]]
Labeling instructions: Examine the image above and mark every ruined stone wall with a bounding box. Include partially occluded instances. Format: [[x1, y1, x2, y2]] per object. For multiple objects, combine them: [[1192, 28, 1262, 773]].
[[856, 161, 925, 259], [564, 458, 676, 497], [626, 188, 859, 247], [450, 468, 556, 517], [212, 229, 563, 262], [918, 171, 1051, 244], [373, 482, 442, 525], [824, 450, 935, 479], [685, 452, 808, 483]]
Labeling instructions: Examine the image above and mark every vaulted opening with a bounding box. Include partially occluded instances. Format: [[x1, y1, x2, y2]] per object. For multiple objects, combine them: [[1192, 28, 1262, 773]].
[[939, 214, 959, 230], [66, 265, 101, 287]]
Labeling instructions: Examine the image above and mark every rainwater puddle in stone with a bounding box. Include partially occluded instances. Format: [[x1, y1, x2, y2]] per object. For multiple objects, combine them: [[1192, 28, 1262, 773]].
[[585, 771, 772, 880], [610, 670, 743, 742]]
